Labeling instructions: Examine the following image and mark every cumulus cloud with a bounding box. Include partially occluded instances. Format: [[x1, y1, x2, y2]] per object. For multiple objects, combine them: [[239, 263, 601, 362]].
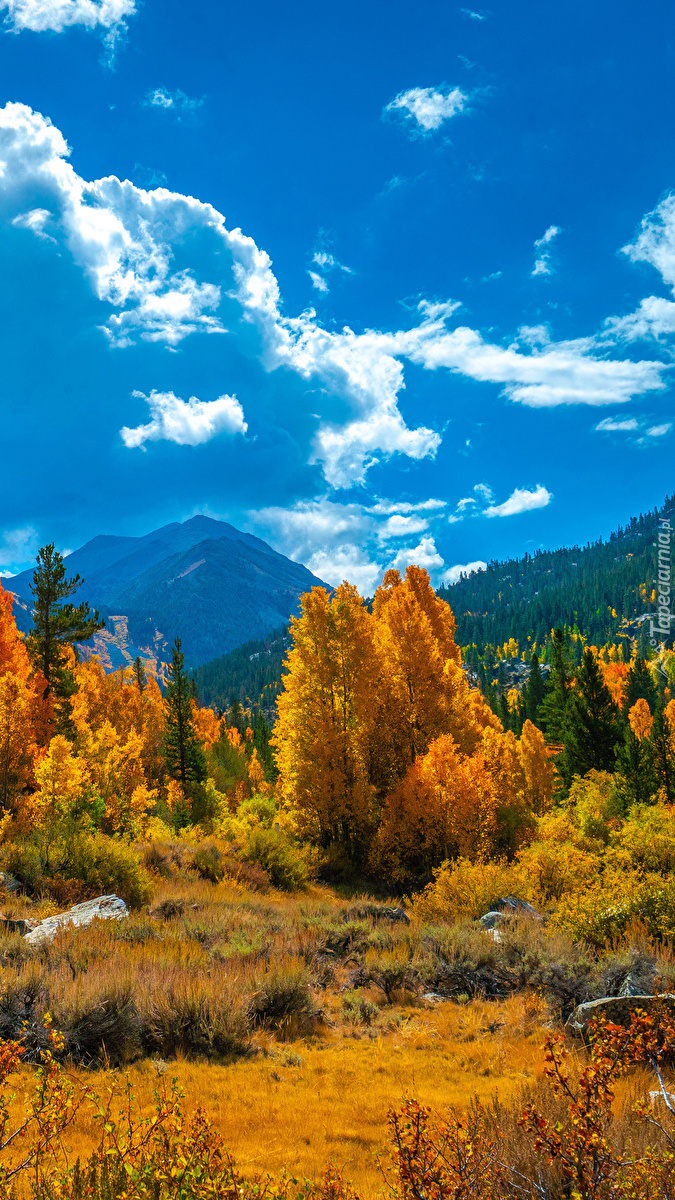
[[120, 390, 247, 449], [391, 535, 444, 573], [251, 496, 449, 592], [145, 87, 203, 115], [1, 0, 134, 54], [532, 225, 560, 277], [484, 484, 552, 518], [385, 85, 468, 133], [441, 560, 487, 585], [1, 103, 669, 492], [595, 414, 671, 442]]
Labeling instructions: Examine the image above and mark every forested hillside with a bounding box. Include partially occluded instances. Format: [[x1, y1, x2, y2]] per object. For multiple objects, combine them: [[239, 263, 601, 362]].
[[443, 492, 674, 654]]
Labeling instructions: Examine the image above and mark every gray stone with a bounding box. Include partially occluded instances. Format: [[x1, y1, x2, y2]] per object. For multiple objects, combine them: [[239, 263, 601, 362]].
[[24, 895, 128, 946], [380, 906, 410, 925], [566, 993, 675, 1035], [618, 974, 644, 998], [491, 896, 542, 919], [479, 911, 504, 930]]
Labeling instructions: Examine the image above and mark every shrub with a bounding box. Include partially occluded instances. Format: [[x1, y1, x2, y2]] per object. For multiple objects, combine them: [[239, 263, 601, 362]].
[[57, 981, 142, 1066], [410, 857, 531, 923], [142, 843, 173, 879], [63, 835, 153, 909], [191, 843, 225, 883], [243, 828, 309, 891], [247, 958, 315, 1029], [143, 981, 249, 1059]]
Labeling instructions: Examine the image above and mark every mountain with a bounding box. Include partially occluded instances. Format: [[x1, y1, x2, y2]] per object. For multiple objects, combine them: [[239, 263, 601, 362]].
[[8, 516, 330, 671], [441, 492, 675, 655], [188, 493, 675, 712]]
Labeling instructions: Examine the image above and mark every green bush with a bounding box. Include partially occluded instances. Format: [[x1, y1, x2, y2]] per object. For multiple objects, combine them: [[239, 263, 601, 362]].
[[64, 835, 153, 910], [243, 828, 309, 891], [4, 835, 152, 910], [191, 843, 225, 883]]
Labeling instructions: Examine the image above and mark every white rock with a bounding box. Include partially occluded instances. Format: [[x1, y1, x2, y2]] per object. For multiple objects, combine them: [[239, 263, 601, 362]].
[[24, 895, 128, 946]]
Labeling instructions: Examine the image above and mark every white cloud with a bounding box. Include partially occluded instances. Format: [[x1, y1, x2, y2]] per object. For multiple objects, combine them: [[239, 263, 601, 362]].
[[1, 0, 134, 52], [305, 546, 383, 595], [473, 482, 493, 502], [0, 525, 39, 571], [394, 302, 665, 408], [12, 207, 55, 240], [145, 87, 202, 114], [308, 271, 329, 293], [391, 535, 444, 573], [377, 514, 429, 539], [441, 560, 487, 585], [251, 496, 449, 592], [459, 8, 485, 19], [1, 103, 670, 494], [595, 416, 639, 432], [120, 390, 247, 449], [646, 422, 672, 437], [485, 484, 552, 518], [532, 225, 560, 277], [385, 85, 468, 133]]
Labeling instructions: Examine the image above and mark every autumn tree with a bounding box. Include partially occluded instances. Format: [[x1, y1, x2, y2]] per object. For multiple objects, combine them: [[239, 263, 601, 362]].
[[649, 699, 675, 803], [615, 698, 657, 807], [370, 734, 499, 885], [273, 583, 377, 857], [370, 567, 497, 796], [163, 638, 208, 809], [26, 545, 104, 729], [0, 583, 41, 811]]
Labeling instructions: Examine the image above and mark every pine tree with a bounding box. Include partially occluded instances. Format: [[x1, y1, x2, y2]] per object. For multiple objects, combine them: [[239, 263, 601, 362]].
[[539, 629, 573, 743], [623, 655, 657, 713], [523, 652, 547, 725], [133, 656, 147, 694], [163, 637, 207, 797], [649, 702, 675, 803], [26, 544, 104, 721], [560, 648, 620, 785], [615, 725, 657, 808]]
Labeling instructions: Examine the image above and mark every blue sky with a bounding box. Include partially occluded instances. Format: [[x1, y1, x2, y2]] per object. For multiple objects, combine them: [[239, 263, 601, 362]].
[[0, 0, 674, 593]]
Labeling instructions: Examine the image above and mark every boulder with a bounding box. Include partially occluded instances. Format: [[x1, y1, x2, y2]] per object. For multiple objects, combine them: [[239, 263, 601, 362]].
[[490, 896, 542, 919], [379, 906, 410, 925], [566, 993, 675, 1035], [479, 912, 505, 930], [0, 914, 37, 936], [24, 895, 128, 946]]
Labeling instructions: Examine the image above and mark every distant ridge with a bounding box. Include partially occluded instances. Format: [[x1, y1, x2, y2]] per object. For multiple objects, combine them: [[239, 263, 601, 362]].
[[8, 516, 330, 671]]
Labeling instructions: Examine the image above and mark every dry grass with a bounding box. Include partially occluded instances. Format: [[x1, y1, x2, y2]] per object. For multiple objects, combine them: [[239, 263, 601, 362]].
[[5, 993, 548, 1198]]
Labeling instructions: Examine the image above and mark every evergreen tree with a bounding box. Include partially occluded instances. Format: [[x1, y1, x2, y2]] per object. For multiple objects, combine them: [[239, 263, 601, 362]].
[[623, 655, 657, 713], [649, 703, 675, 803], [164, 637, 207, 795], [614, 725, 657, 808], [539, 629, 573, 743], [133, 656, 147, 694], [560, 648, 620, 785], [523, 652, 547, 725], [26, 543, 104, 705]]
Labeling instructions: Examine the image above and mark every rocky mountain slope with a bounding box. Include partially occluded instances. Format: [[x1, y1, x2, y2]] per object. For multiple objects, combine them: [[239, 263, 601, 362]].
[[8, 516, 329, 671]]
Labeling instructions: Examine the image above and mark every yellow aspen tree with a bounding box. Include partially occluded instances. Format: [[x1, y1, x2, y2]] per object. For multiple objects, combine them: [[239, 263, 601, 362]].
[[480, 724, 534, 856], [23, 735, 88, 830], [628, 698, 654, 741], [371, 567, 498, 793], [0, 672, 38, 812], [518, 718, 555, 814], [192, 704, 221, 751], [370, 734, 498, 884], [273, 583, 377, 855]]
